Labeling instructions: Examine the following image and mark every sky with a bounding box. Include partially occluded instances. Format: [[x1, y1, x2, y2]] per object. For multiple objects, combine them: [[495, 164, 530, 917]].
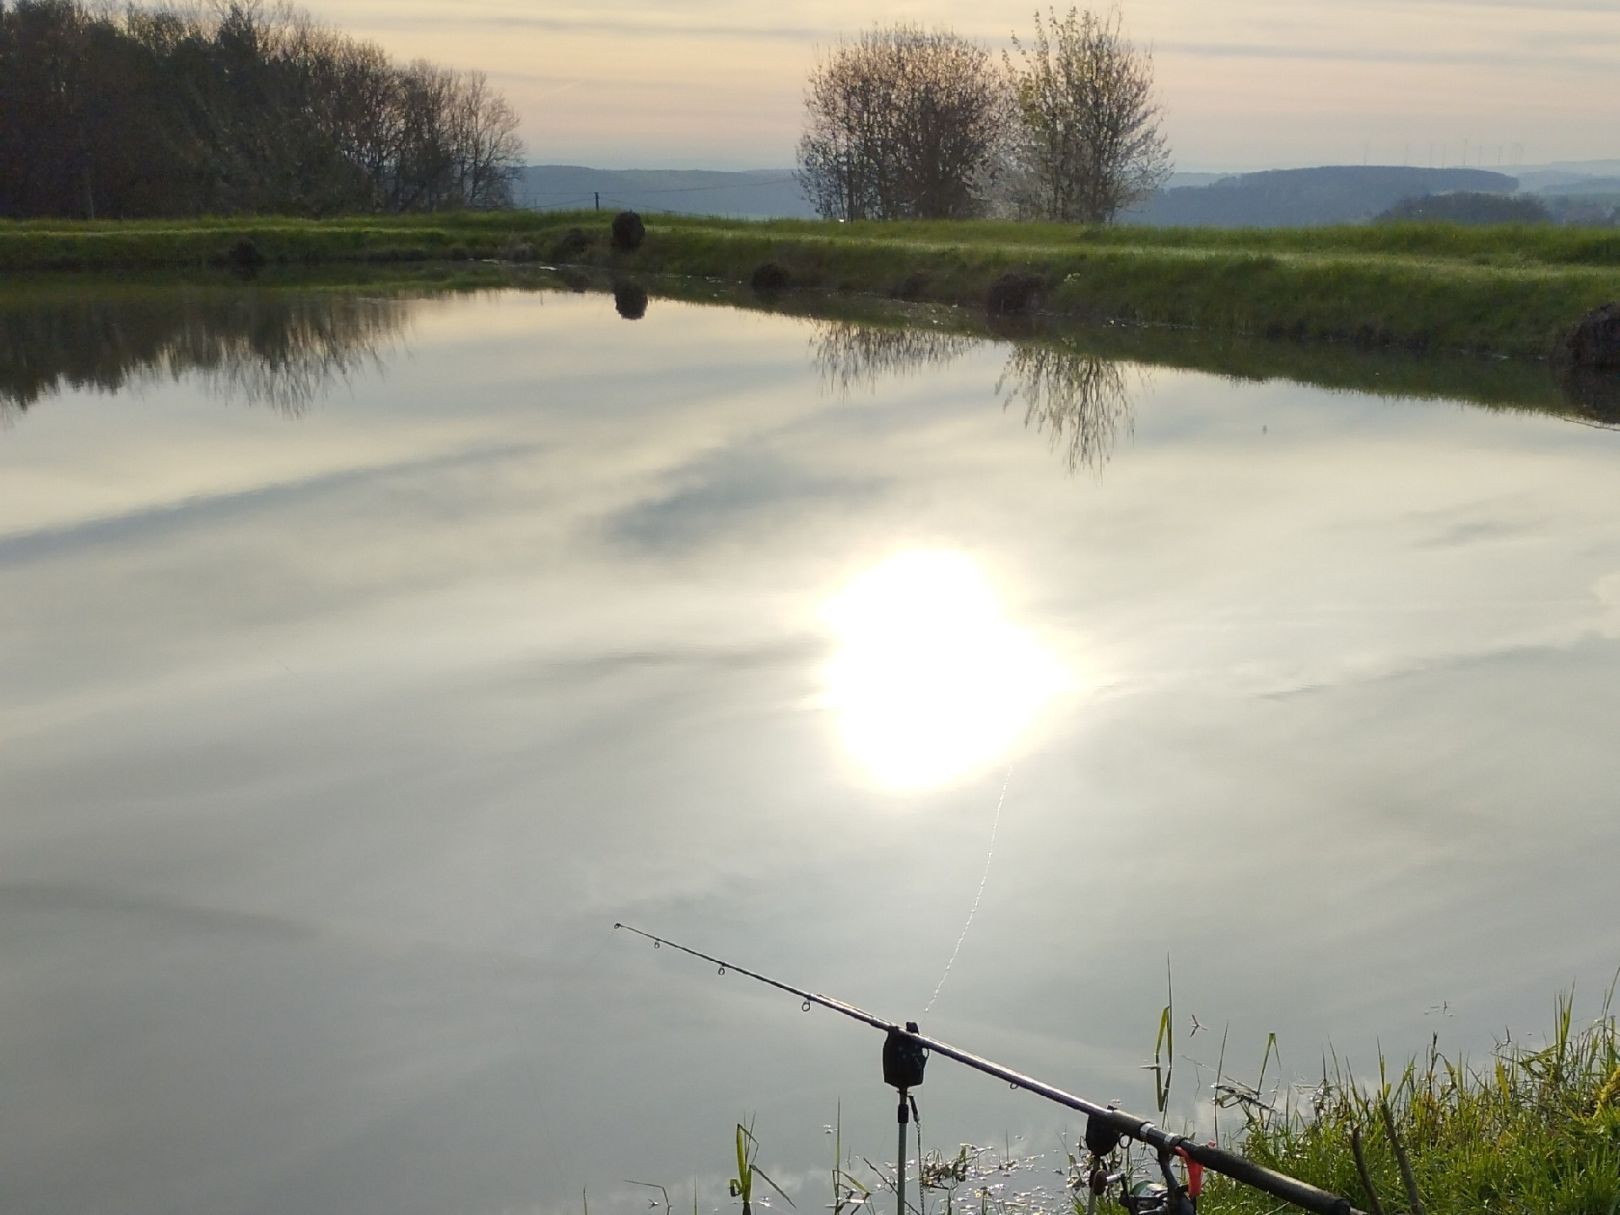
[[300, 0, 1620, 172]]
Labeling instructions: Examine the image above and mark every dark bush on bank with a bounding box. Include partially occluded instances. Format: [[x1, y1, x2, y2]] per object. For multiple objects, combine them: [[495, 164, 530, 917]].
[[499, 237, 538, 263], [226, 237, 266, 269], [987, 271, 1043, 315], [891, 270, 930, 301], [551, 227, 590, 262], [750, 262, 791, 293], [611, 211, 645, 251], [1565, 301, 1620, 368]]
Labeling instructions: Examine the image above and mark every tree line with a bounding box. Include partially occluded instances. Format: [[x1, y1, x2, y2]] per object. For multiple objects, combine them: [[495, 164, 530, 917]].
[[0, 0, 523, 219], [797, 6, 1170, 224]]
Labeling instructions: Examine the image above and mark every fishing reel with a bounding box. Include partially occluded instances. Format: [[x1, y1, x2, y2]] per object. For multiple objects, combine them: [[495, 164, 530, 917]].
[[1080, 1117, 1200, 1215]]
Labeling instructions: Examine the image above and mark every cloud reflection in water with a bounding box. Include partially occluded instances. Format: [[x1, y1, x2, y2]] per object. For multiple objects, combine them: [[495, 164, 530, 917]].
[[6, 287, 1620, 1215]]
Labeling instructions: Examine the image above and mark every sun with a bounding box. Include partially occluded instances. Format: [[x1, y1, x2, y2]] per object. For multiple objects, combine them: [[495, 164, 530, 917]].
[[821, 550, 1067, 792]]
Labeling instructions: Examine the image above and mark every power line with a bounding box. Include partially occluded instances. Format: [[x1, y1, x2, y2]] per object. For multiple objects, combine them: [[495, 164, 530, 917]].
[[526, 195, 597, 210], [635, 175, 799, 195], [519, 175, 798, 200]]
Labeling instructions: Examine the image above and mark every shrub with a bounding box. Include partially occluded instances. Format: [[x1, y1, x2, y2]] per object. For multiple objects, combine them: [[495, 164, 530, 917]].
[[750, 262, 791, 292], [611, 211, 646, 251], [987, 271, 1043, 315], [550, 227, 590, 262], [227, 236, 267, 269]]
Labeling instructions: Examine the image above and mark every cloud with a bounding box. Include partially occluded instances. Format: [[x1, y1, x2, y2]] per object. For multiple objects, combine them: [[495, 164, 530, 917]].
[[1596, 571, 1620, 636], [352, 9, 833, 44], [604, 448, 885, 552], [1157, 40, 1611, 73], [0, 441, 541, 568]]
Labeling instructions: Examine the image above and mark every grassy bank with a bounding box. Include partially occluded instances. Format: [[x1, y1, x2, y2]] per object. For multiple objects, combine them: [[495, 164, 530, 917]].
[[0, 211, 541, 272], [577, 214, 1620, 360], [799, 996, 1618, 1215], [3, 212, 1619, 360], [1199, 993, 1620, 1215]]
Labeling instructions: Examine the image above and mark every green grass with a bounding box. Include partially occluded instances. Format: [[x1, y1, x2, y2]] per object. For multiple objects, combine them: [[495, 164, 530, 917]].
[[632, 213, 1620, 269], [1196, 991, 1620, 1215], [590, 215, 1620, 360], [0, 211, 544, 272], [3, 211, 1618, 359], [712, 994, 1619, 1215]]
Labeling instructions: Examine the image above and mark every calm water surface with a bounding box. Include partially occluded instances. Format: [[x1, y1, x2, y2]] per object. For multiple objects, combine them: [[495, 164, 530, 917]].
[[3, 285, 1618, 1215]]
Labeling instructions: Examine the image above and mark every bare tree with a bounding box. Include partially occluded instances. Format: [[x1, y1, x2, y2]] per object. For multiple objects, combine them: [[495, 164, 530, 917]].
[[1004, 6, 1170, 223], [797, 24, 1004, 220], [447, 70, 521, 209]]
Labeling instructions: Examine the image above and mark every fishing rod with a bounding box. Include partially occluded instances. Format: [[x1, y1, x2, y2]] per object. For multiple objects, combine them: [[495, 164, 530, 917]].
[[614, 923, 1365, 1215]]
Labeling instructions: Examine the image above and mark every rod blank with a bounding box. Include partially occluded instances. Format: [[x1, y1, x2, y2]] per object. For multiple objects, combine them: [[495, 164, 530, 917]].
[[613, 923, 1364, 1215]]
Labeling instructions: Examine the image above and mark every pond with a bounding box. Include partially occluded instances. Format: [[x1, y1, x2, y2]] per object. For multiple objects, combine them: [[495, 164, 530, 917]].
[[3, 280, 1618, 1215]]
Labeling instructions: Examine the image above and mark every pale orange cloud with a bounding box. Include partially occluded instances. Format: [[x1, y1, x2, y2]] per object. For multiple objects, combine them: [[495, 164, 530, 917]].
[[297, 0, 1617, 169]]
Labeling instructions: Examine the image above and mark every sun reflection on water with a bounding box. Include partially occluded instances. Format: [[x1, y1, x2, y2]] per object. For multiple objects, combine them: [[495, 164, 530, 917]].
[[822, 549, 1068, 792]]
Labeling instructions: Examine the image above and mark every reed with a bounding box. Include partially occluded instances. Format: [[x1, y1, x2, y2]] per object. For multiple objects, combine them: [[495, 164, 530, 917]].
[[1200, 989, 1620, 1215]]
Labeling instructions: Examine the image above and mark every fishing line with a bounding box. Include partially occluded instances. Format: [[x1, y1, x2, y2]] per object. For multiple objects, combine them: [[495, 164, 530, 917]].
[[923, 763, 1012, 1015]]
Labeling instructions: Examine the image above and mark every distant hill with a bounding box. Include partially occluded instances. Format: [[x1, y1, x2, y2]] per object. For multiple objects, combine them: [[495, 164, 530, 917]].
[[515, 162, 1618, 227], [516, 165, 815, 219], [1509, 160, 1620, 193], [1123, 166, 1517, 228], [1530, 176, 1620, 198], [516, 166, 1232, 220]]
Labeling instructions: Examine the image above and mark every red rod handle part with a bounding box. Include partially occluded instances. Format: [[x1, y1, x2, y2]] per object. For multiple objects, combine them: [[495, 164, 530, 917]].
[[1176, 1147, 1205, 1200]]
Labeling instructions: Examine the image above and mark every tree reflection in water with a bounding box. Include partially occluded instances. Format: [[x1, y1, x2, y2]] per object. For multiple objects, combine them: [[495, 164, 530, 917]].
[[809, 320, 974, 396], [0, 289, 413, 419], [1557, 368, 1620, 430], [996, 339, 1137, 473], [810, 317, 1138, 473]]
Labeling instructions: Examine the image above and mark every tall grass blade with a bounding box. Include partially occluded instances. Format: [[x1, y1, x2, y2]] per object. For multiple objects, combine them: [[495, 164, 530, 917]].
[[1349, 1124, 1384, 1215], [1378, 1095, 1423, 1215]]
